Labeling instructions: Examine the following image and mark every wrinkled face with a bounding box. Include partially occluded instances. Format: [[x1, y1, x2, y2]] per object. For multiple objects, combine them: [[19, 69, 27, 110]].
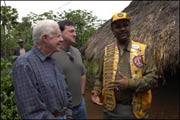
[[42, 26, 64, 53], [111, 19, 130, 44], [62, 26, 77, 45]]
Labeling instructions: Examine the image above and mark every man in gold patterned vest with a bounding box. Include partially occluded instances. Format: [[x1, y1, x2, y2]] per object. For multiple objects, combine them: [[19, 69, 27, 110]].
[[91, 11, 158, 119]]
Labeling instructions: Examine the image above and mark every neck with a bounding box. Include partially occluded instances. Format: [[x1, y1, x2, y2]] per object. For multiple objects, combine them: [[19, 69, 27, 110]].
[[117, 38, 129, 48], [61, 41, 71, 50], [20, 46, 24, 48], [36, 45, 52, 57]]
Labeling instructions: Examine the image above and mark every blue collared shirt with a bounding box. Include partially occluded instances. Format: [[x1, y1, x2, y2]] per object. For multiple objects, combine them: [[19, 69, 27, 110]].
[[12, 46, 72, 119]]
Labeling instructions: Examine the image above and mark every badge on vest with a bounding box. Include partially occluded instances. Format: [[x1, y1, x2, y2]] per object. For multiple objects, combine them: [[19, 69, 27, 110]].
[[133, 55, 144, 68], [132, 44, 140, 50]]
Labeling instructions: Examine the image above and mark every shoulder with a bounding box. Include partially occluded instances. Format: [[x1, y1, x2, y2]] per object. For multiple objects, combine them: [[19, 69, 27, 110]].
[[15, 47, 20, 51], [12, 54, 32, 75], [70, 46, 80, 52], [14, 51, 31, 65], [51, 50, 66, 60], [25, 48, 30, 51], [132, 40, 146, 46], [132, 40, 147, 51], [70, 46, 82, 56], [106, 41, 116, 47]]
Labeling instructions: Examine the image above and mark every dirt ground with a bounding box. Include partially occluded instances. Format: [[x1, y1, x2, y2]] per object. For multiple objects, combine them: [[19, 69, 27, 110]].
[[84, 79, 179, 119]]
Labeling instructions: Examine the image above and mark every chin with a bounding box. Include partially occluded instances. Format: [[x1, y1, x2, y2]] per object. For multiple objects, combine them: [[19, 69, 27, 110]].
[[71, 40, 76, 44], [56, 48, 61, 52]]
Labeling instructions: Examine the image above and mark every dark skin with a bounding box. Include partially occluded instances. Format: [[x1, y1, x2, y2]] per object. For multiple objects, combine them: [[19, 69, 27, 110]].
[[105, 19, 130, 90], [111, 19, 130, 45], [91, 19, 131, 105], [18, 42, 25, 48]]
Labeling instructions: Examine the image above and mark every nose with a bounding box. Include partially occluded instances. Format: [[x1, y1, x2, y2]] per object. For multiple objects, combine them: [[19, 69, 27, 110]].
[[120, 26, 127, 31], [73, 32, 77, 37], [60, 36, 64, 41]]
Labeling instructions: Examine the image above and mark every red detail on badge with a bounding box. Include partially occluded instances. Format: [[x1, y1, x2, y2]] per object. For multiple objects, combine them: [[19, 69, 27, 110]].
[[133, 55, 144, 68]]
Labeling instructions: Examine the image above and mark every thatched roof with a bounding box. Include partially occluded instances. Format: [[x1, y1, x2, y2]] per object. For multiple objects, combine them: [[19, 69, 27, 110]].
[[81, 1, 179, 78]]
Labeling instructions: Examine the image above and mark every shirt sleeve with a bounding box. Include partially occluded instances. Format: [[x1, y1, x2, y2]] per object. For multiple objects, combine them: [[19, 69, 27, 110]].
[[93, 52, 104, 95], [128, 46, 158, 93], [64, 81, 73, 116], [12, 62, 55, 119], [75, 48, 86, 76]]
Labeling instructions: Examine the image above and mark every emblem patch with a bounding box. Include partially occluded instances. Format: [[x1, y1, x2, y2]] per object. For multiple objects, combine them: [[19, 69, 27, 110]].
[[132, 44, 140, 50], [133, 55, 144, 68], [118, 13, 123, 17]]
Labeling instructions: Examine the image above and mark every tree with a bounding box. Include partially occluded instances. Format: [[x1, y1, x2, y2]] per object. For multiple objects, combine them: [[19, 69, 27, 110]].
[[27, 9, 105, 49], [58, 9, 104, 49], [1, 6, 105, 119], [1, 6, 19, 56]]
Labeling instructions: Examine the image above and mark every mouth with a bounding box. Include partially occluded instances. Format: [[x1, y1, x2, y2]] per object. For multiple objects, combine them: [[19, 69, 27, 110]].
[[120, 32, 128, 36], [119, 32, 129, 37]]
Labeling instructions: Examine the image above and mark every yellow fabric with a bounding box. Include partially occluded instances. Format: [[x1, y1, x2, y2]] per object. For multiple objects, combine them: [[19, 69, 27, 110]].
[[102, 40, 152, 118], [102, 42, 119, 110], [130, 41, 152, 119], [112, 11, 130, 22]]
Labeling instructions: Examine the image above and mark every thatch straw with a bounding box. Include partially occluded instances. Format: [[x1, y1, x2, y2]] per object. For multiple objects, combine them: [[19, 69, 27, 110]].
[[81, 1, 179, 78]]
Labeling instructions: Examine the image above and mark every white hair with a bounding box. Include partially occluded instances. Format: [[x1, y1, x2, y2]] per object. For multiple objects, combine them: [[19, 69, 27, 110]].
[[32, 19, 58, 45]]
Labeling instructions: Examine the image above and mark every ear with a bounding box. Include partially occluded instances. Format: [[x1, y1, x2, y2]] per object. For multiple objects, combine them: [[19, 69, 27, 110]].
[[41, 34, 49, 43], [112, 31, 116, 36]]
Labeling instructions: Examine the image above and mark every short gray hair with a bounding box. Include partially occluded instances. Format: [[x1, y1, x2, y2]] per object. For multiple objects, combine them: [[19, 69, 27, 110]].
[[32, 20, 58, 45]]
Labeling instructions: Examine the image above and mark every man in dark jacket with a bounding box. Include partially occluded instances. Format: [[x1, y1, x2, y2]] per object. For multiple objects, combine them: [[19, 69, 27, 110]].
[[14, 39, 29, 56]]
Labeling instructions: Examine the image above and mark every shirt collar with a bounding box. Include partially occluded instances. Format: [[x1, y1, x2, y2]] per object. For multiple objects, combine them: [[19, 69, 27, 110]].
[[32, 46, 50, 62], [117, 40, 131, 52], [126, 40, 132, 52]]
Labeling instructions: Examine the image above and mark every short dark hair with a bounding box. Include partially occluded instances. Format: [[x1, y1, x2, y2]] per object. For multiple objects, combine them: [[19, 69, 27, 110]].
[[58, 20, 75, 32]]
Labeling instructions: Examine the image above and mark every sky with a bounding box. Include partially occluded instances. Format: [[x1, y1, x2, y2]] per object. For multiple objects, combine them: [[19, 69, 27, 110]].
[[1, 1, 132, 22]]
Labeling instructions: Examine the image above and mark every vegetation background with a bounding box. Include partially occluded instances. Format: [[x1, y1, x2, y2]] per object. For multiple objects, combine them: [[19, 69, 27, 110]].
[[1, 5, 104, 119], [1, 1, 179, 119]]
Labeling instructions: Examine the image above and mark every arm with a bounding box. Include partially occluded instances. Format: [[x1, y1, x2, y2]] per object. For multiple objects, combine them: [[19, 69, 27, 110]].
[[14, 48, 19, 56], [77, 47, 87, 96], [91, 53, 104, 105], [106, 47, 158, 92], [81, 74, 86, 96], [63, 79, 73, 117], [12, 62, 55, 119], [128, 47, 158, 92]]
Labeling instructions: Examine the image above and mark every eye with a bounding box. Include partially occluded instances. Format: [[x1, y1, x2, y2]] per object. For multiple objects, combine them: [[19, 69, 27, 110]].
[[123, 23, 129, 27]]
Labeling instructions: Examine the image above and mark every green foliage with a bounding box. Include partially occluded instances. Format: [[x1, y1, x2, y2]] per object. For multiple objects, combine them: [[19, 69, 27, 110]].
[[59, 9, 103, 49], [84, 60, 98, 80], [1, 6, 105, 57], [27, 10, 61, 23], [27, 9, 104, 49], [14, 17, 33, 49], [1, 57, 20, 119], [1, 7, 105, 118], [1, 6, 19, 57], [1, 6, 19, 28]]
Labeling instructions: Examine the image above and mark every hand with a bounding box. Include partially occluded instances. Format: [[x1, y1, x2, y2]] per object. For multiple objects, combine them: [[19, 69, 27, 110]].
[[118, 72, 128, 90], [91, 90, 103, 105], [67, 115, 73, 120], [104, 72, 128, 90]]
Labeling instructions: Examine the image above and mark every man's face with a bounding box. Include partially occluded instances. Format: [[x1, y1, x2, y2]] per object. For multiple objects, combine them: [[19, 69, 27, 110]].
[[111, 19, 130, 44], [19, 42, 24, 48], [43, 26, 64, 53], [62, 26, 77, 45]]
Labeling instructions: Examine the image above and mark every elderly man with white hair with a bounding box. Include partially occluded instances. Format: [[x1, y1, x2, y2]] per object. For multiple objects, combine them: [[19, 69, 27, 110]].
[[12, 20, 73, 119]]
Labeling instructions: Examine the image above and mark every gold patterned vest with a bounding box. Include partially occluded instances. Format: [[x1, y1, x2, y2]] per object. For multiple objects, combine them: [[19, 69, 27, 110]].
[[102, 40, 152, 118]]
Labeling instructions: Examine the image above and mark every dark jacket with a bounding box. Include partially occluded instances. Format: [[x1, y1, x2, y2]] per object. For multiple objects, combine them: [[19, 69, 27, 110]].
[[14, 47, 29, 56]]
